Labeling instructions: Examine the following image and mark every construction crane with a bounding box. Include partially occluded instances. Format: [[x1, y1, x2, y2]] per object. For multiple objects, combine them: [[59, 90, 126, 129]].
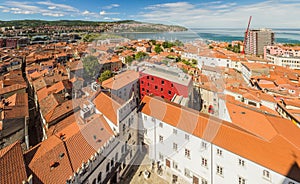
[[241, 16, 252, 54]]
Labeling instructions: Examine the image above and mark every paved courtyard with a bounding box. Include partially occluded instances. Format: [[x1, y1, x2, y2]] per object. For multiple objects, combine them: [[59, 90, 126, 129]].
[[121, 153, 169, 184]]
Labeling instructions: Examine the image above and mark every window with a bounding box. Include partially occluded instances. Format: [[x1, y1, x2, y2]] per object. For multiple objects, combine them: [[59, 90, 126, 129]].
[[147, 76, 149, 79], [159, 122, 163, 127], [239, 176, 246, 184], [151, 77, 154, 81], [173, 129, 177, 135], [217, 149, 222, 156], [185, 149, 190, 159], [106, 163, 110, 172], [97, 172, 102, 183], [173, 161, 179, 170], [185, 134, 189, 140], [159, 135, 163, 143], [201, 141, 207, 149], [111, 159, 114, 167], [159, 152, 164, 160], [144, 115, 147, 121], [263, 170, 270, 179], [201, 157, 207, 167], [171, 83, 174, 88], [239, 159, 245, 167], [152, 117, 155, 122], [216, 165, 223, 176], [173, 143, 178, 151], [161, 88, 163, 92], [92, 179, 96, 184], [142, 88, 145, 91], [184, 168, 191, 178], [155, 85, 158, 90], [168, 90, 172, 95], [141, 81, 144, 84], [201, 178, 208, 184], [161, 80, 165, 85]]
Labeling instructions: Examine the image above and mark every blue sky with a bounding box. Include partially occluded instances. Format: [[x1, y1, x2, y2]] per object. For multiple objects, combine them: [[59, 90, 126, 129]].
[[0, 0, 299, 28]]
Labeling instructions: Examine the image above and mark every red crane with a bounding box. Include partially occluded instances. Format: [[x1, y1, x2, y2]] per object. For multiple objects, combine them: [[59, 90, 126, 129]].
[[241, 16, 252, 54]]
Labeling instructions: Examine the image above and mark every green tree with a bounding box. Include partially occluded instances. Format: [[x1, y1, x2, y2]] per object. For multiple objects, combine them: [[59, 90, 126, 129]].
[[154, 45, 163, 53], [99, 70, 112, 82], [192, 59, 198, 65], [174, 40, 184, 46], [162, 41, 174, 49], [135, 51, 148, 60], [125, 56, 134, 64], [149, 40, 156, 45], [82, 55, 100, 79]]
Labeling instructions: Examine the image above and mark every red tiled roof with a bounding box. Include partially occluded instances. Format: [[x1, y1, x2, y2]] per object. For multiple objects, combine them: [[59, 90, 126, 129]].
[[102, 70, 139, 90], [25, 115, 114, 184], [0, 84, 26, 96], [93, 92, 121, 125], [0, 141, 27, 184]]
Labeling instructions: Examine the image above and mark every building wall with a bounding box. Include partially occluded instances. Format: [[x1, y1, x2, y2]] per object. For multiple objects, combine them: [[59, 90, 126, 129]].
[[111, 79, 139, 102], [141, 112, 300, 184], [139, 74, 189, 101]]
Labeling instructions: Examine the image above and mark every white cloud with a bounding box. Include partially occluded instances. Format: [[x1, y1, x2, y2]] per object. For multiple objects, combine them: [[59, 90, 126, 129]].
[[11, 7, 20, 11], [82, 10, 90, 15], [103, 4, 120, 9], [42, 12, 64, 17], [138, 1, 300, 28], [0, 1, 85, 18], [37, 1, 79, 12], [100, 10, 119, 16], [48, 6, 56, 10]]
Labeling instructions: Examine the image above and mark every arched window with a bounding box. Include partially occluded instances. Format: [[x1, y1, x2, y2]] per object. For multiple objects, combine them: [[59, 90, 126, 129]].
[[97, 172, 102, 183], [111, 159, 114, 167], [92, 178, 96, 184], [115, 152, 119, 161], [106, 163, 110, 173]]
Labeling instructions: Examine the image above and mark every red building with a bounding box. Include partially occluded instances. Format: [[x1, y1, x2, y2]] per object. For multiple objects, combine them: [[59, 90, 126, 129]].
[[139, 63, 192, 101], [6, 38, 18, 48]]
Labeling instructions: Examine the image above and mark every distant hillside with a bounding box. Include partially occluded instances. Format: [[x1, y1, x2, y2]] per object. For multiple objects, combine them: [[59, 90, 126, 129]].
[[0, 20, 187, 32]]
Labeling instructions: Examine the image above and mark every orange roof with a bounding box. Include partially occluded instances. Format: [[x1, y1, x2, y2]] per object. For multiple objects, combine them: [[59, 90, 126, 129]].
[[25, 114, 114, 184], [102, 70, 139, 90], [141, 95, 300, 181], [37, 87, 49, 102], [0, 84, 26, 96], [0, 141, 27, 184], [93, 92, 121, 125]]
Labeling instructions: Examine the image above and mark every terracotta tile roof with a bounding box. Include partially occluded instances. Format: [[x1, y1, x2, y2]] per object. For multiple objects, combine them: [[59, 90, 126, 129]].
[[36, 87, 49, 102], [39, 94, 59, 120], [25, 115, 114, 184], [0, 141, 27, 184], [141, 95, 300, 181], [0, 84, 26, 96], [47, 113, 78, 137], [2, 93, 29, 119], [242, 93, 261, 102], [93, 92, 121, 125], [47, 80, 72, 94], [102, 70, 139, 90], [32, 78, 47, 92]]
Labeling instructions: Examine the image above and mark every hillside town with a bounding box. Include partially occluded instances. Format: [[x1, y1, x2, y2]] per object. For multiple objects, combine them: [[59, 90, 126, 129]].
[[0, 27, 300, 184]]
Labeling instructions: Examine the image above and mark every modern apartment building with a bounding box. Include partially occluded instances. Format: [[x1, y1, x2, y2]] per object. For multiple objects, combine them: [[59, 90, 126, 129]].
[[245, 29, 274, 56]]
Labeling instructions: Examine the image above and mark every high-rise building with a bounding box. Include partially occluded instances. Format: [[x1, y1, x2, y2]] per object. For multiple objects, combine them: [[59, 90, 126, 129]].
[[245, 28, 274, 56]]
